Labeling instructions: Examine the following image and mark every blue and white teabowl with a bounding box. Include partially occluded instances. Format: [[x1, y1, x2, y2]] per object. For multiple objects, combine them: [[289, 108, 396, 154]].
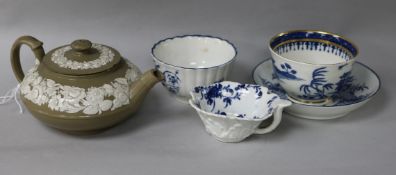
[[152, 35, 237, 103], [269, 30, 358, 104]]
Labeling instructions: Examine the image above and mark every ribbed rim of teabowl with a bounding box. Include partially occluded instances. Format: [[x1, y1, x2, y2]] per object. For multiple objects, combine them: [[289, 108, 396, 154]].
[[151, 34, 237, 69], [268, 30, 359, 66]]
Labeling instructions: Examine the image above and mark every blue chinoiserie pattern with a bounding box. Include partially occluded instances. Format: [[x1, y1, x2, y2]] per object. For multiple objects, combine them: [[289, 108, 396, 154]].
[[260, 77, 287, 99], [259, 71, 370, 106], [271, 59, 365, 101], [298, 67, 334, 100], [331, 71, 369, 105], [273, 64, 303, 81], [272, 60, 303, 81]]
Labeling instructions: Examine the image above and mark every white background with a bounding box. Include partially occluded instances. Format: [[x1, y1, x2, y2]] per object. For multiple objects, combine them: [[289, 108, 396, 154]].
[[0, 0, 395, 174]]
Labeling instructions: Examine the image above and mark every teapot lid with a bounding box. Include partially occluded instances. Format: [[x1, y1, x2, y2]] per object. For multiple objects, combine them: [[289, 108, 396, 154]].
[[42, 39, 121, 75]]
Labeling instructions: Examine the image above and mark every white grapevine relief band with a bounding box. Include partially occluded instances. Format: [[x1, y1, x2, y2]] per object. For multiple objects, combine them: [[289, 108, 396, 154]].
[[20, 61, 141, 115], [51, 43, 115, 70]]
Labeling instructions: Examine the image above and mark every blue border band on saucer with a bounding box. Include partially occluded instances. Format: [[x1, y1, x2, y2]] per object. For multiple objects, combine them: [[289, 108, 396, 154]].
[[252, 58, 381, 107], [151, 34, 238, 70], [270, 30, 358, 57]]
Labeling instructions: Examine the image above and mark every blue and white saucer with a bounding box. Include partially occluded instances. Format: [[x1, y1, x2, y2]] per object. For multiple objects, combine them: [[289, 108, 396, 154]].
[[252, 58, 381, 120]]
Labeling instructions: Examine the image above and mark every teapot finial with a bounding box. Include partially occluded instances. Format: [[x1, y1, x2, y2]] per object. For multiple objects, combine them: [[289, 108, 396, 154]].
[[64, 39, 100, 63], [71, 39, 92, 52]]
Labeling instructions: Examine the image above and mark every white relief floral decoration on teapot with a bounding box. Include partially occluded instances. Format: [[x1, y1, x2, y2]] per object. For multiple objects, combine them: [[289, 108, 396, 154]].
[[51, 43, 115, 70], [20, 59, 141, 115]]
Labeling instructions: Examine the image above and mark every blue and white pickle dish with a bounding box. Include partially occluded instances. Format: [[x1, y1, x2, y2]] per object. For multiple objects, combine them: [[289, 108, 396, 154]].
[[152, 35, 236, 103], [269, 30, 358, 104], [253, 59, 380, 120], [189, 81, 291, 142]]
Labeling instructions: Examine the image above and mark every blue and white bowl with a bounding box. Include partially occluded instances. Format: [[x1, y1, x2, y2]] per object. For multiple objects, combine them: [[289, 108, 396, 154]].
[[253, 59, 381, 120], [189, 81, 291, 142], [152, 35, 237, 102], [269, 30, 359, 104]]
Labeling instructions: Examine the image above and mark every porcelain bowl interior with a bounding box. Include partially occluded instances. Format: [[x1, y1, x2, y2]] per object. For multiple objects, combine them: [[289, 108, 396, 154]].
[[269, 30, 358, 65], [152, 35, 237, 102], [152, 35, 236, 68], [191, 81, 282, 120]]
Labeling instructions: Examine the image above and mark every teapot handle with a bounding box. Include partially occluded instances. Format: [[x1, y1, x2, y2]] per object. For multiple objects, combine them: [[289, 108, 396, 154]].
[[10, 36, 45, 82], [254, 99, 292, 134]]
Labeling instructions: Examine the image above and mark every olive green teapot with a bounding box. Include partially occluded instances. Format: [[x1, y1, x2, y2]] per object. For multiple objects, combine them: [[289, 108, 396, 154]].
[[11, 36, 163, 134]]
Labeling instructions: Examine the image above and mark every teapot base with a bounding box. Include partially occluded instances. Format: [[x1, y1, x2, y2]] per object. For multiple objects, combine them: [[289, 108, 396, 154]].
[[59, 128, 110, 135]]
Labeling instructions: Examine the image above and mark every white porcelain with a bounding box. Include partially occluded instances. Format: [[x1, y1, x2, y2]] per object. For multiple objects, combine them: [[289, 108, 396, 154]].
[[189, 81, 291, 142], [269, 30, 359, 104], [152, 35, 236, 102], [253, 59, 381, 120]]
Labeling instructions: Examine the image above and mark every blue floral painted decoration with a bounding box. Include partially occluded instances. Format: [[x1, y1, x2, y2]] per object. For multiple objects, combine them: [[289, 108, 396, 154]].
[[192, 82, 279, 119], [155, 64, 181, 94], [162, 70, 180, 94], [194, 83, 254, 112]]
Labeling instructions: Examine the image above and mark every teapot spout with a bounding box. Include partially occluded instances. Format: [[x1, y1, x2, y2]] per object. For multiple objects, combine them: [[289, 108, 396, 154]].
[[130, 69, 164, 107]]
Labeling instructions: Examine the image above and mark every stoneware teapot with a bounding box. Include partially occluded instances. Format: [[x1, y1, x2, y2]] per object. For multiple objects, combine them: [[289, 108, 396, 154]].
[[11, 36, 163, 134]]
